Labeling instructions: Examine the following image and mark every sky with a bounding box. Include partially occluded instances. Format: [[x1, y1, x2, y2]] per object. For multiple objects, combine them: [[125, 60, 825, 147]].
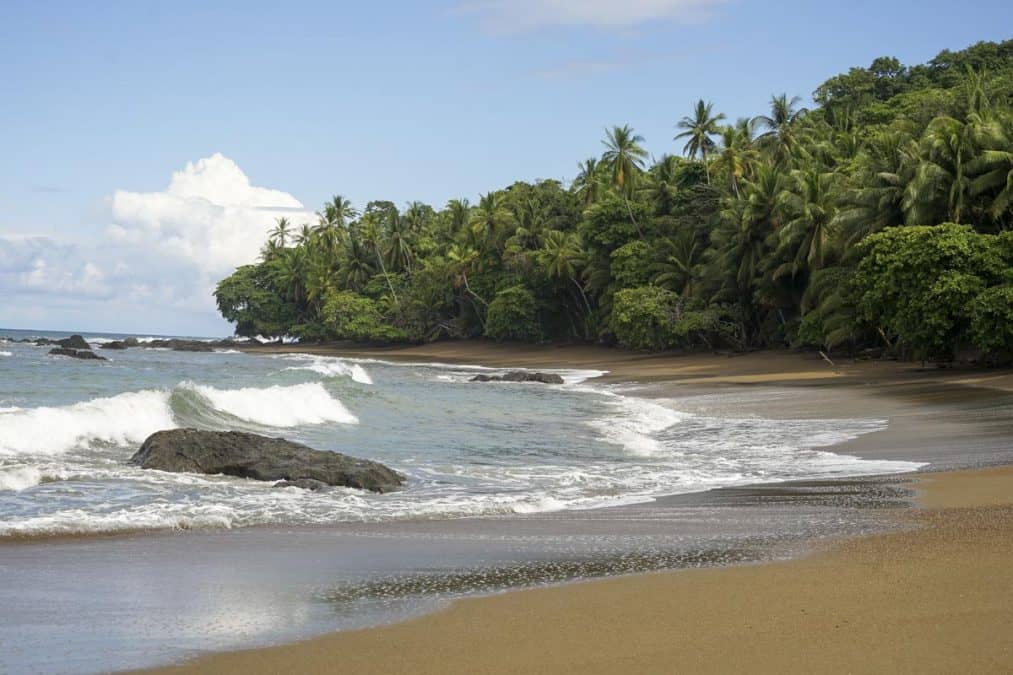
[[1, 1, 1011, 336]]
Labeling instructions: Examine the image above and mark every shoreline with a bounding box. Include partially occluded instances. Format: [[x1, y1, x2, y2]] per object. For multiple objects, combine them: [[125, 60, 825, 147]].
[[138, 345, 1013, 674], [147, 465, 1013, 675]]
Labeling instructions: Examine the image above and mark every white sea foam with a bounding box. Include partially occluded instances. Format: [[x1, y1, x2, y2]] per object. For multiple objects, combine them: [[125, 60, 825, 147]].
[[0, 390, 175, 457], [0, 466, 42, 491], [0, 351, 11, 357], [281, 356, 373, 384], [179, 381, 358, 426], [586, 391, 687, 456]]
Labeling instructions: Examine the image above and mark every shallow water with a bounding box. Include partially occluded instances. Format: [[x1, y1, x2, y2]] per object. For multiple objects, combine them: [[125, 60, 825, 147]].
[[0, 329, 923, 537]]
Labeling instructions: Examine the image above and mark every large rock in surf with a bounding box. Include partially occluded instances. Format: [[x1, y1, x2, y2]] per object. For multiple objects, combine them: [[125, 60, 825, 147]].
[[57, 335, 91, 350], [49, 347, 107, 361], [131, 429, 405, 493], [470, 371, 564, 385]]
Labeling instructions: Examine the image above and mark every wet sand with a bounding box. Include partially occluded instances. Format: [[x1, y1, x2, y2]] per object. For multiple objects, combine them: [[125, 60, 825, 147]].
[[141, 345, 1013, 674], [149, 466, 1013, 675]]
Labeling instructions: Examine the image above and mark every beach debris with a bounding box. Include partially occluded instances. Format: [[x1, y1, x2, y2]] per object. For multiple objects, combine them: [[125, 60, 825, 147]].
[[470, 371, 565, 384], [131, 429, 405, 493]]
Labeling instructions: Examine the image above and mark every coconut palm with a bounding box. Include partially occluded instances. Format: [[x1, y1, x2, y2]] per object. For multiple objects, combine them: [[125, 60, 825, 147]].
[[268, 217, 291, 248], [675, 100, 726, 183], [752, 94, 808, 164], [775, 167, 840, 278], [470, 192, 514, 257], [650, 229, 701, 296], [712, 119, 758, 197], [601, 125, 648, 197], [573, 158, 603, 207]]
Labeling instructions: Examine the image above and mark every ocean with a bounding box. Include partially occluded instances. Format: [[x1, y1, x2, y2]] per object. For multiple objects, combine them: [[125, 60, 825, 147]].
[[0, 328, 922, 537], [0, 328, 932, 673]]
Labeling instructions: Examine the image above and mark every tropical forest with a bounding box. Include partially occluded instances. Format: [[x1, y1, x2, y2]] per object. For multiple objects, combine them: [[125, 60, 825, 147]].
[[216, 39, 1013, 362]]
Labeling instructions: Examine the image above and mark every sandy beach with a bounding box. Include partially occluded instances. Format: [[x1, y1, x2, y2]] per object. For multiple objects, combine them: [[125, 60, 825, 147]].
[[142, 345, 1013, 675], [149, 465, 1013, 675]]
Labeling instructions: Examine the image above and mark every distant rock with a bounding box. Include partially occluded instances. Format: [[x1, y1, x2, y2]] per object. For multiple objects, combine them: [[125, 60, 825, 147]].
[[57, 335, 91, 350], [470, 371, 564, 385], [100, 341, 129, 350], [142, 339, 216, 352], [131, 429, 405, 493], [49, 347, 107, 361], [123, 337, 140, 347]]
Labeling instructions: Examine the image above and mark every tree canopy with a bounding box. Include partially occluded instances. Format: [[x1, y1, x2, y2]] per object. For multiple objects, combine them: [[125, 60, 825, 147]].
[[217, 39, 1013, 362]]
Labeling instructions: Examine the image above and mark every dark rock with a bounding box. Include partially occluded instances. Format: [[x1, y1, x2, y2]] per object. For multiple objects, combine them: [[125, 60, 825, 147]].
[[57, 335, 91, 350], [101, 341, 129, 350], [131, 429, 405, 493], [34, 338, 56, 346], [470, 371, 564, 385], [123, 337, 140, 347], [274, 478, 330, 491], [142, 339, 215, 352], [49, 347, 107, 361]]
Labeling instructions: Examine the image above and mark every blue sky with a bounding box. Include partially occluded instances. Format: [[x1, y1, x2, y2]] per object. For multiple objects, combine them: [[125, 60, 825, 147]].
[[2, 1, 1011, 336]]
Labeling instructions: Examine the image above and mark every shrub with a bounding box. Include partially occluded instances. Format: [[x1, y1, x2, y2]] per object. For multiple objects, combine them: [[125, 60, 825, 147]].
[[485, 286, 542, 342], [321, 290, 405, 342]]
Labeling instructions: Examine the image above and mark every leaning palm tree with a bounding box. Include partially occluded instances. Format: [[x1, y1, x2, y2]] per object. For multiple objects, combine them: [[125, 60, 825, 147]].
[[601, 125, 648, 234], [675, 100, 726, 183]]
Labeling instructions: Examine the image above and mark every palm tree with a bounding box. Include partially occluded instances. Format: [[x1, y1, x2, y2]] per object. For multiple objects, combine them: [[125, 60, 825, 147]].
[[538, 230, 592, 332], [294, 223, 315, 246], [650, 229, 701, 296], [752, 94, 808, 164], [601, 125, 648, 197], [317, 194, 358, 228], [639, 154, 683, 215], [775, 167, 839, 278], [573, 158, 603, 207], [268, 217, 291, 248], [447, 244, 488, 329], [385, 210, 415, 274], [675, 100, 726, 183], [359, 217, 400, 306], [601, 125, 648, 234], [469, 192, 514, 257], [712, 119, 758, 197], [336, 232, 374, 291]]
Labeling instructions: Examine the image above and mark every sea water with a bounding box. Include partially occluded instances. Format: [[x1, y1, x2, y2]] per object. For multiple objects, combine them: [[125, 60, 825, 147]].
[[0, 328, 924, 538]]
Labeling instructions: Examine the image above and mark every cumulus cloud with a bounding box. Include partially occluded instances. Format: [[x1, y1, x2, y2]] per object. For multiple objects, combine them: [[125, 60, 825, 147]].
[[0, 236, 111, 299], [108, 153, 312, 279], [0, 154, 314, 334], [458, 0, 726, 31]]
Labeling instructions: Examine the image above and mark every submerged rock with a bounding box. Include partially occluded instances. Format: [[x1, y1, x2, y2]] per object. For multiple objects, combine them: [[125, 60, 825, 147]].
[[131, 429, 405, 493], [470, 371, 564, 385], [49, 347, 107, 361]]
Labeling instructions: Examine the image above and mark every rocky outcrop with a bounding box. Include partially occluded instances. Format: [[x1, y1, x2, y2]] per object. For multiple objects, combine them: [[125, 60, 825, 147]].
[[100, 341, 129, 350], [470, 371, 565, 385], [58, 335, 91, 350], [131, 429, 405, 493], [49, 347, 107, 361]]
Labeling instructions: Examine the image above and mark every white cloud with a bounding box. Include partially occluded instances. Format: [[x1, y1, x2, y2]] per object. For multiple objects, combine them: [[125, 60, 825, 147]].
[[0, 236, 111, 299], [458, 0, 726, 31], [108, 153, 312, 279], [0, 155, 314, 335]]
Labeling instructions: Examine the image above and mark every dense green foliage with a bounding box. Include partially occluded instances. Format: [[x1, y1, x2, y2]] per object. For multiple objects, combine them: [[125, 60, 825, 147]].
[[217, 39, 1013, 362]]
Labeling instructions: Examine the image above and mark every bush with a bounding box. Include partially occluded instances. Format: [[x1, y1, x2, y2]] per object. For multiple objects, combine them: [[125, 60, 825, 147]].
[[321, 290, 405, 342], [969, 285, 1013, 356], [610, 286, 680, 351], [610, 241, 653, 290], [854, 224, 1004, 361], [485, 286, 542, 342]]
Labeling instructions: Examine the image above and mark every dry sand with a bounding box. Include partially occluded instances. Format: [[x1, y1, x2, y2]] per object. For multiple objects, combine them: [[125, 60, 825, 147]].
[[149, 345, 1013, 675]]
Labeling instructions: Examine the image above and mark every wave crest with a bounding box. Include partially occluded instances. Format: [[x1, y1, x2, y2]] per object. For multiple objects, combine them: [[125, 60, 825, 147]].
[[177, 381, 358, 427]]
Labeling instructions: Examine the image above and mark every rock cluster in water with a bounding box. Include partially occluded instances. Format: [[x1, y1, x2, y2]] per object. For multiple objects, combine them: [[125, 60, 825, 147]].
[[40, 335, 107, 361], [131, 429, 405, 493], [470, 371, 564, 384]]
